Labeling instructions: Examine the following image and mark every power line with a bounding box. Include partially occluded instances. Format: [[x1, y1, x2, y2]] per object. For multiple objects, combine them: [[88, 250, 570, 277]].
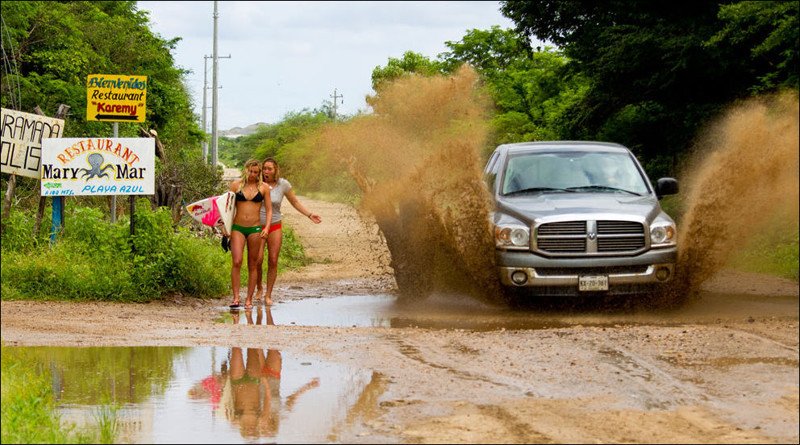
[[330, 88, 343, 125]]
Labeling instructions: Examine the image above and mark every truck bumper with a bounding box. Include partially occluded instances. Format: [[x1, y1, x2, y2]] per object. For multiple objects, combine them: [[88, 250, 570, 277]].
[[496, 247, 676, 295]]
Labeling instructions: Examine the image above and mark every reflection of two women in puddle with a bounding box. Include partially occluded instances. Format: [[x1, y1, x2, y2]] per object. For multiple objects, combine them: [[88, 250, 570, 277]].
[[189, 307, 320, 438]]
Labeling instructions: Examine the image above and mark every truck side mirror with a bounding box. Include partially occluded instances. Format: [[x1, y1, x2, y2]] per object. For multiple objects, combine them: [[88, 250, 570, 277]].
[[655, 177, 679, 199]]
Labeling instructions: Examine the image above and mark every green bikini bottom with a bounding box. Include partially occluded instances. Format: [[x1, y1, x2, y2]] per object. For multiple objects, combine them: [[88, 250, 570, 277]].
[[231, 224, 262, 237]]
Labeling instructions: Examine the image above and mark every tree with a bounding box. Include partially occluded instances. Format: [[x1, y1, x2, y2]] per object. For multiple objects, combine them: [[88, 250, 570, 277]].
[[438, 26, 589, 148], [367, 51, 445, 111], [370, 50, 444, 91], [1, 1, 216, 210], [708, 1, 799, 93], [220, 108, 333, 168], [499, 1, 799, 177]]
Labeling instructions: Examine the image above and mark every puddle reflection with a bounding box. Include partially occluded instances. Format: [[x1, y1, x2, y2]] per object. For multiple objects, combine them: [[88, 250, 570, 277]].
[[196, 306, 324, 440], [8, 310, 387, 444], [224, 294, 396, 328], [189, 345, 323, 440]]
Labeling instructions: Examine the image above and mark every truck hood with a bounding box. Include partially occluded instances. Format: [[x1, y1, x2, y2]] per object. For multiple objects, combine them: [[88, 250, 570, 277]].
[[494, 193, 664, 224]]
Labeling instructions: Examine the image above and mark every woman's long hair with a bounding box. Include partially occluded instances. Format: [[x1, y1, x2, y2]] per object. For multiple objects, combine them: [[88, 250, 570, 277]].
[[261, 157, 281, 183], [238, 159, 262, 192]]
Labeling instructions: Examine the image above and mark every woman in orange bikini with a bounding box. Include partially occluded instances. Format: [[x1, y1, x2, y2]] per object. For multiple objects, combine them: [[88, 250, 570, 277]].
[[228, 159, 272, 309], [255, 157, 321, 305]]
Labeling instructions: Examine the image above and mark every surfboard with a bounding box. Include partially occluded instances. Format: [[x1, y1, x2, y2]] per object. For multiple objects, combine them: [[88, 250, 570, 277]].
[[186, 191, 236, 235]]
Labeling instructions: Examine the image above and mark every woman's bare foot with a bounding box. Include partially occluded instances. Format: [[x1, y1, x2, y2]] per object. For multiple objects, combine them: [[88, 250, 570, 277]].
[[264, 295, 274, 306], [254, 287, 264, 302]]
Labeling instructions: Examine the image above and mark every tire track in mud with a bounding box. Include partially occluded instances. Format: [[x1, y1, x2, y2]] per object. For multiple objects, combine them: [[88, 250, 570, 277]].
[[474, 405, 554, 443], [383, 330, 715, 410], [383, 332, 520, 392], [720, 328, 800, 355], [594, 345, 709, 408], [382, 328, 791, 443], [383, 323, 795, 422]]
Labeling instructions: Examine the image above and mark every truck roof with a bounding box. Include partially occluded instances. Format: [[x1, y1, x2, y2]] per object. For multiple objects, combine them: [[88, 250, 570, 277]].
[[498, 141, 629, 154]]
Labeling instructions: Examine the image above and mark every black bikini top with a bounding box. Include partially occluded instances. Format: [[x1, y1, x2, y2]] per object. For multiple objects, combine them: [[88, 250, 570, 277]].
[[235, 188, 264, 203]]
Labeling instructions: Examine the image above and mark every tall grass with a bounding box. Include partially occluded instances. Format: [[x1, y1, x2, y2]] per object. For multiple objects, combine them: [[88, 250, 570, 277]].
[[726, 219, 799, 280], [1, 343, 117, 444]]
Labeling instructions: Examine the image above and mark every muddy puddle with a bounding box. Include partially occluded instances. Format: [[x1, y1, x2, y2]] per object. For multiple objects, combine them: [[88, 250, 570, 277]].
[[219, 289, 799, 332], [6, 345, 390, 444]]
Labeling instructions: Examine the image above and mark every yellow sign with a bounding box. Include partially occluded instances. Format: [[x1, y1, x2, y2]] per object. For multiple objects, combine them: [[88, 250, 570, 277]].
[[86, 74, 147, 122]]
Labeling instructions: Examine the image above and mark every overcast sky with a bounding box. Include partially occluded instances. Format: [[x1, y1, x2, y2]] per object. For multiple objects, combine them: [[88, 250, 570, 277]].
[[136, 1, 517, 131]]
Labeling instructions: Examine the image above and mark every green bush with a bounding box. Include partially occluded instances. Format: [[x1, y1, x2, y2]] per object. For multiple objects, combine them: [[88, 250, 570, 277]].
[[1, 201, 230, 302], [1, 200, 310, 302], [1, 249, 133, 301], [280, 226, 311, 269]]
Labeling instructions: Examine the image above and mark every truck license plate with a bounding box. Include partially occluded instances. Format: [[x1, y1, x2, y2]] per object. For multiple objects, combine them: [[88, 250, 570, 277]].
[[579, 275, 608, 291]]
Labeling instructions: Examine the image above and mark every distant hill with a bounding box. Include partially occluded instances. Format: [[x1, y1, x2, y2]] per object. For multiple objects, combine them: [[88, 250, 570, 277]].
[[219, 122, 268, 138]]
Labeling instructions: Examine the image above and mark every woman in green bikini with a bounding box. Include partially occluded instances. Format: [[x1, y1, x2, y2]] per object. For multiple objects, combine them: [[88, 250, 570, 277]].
[[228, 159, 272, 309]]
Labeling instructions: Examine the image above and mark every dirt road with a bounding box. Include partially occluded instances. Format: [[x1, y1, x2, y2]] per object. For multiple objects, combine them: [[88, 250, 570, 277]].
[[2, 197, 798, 443]]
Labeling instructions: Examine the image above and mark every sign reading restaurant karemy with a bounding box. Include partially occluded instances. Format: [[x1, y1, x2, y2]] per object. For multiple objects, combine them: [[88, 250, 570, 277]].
[[1, 108, 65, 178], [86, 74, 147, 122], [41, 138, 155, 196]]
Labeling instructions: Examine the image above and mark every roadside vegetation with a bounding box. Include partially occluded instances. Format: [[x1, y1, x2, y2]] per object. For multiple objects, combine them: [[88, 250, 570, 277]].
[[0, 201, 309, 302]]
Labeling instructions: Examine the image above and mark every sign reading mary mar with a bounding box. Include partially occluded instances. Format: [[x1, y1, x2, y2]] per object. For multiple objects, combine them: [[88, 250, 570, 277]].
[[40, 138, 155, 196]]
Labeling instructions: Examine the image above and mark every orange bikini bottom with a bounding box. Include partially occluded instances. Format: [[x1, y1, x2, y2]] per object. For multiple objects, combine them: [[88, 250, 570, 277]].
[[261, 221, 282, 234]]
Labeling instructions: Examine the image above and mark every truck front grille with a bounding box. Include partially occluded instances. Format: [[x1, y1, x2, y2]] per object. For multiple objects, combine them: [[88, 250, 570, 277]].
[[535, 220, 646, 255], [538, 238, 586, 252]]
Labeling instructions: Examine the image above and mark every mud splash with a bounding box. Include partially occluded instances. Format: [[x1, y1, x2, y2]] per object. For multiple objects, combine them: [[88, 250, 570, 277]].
[[674, 92, 799, 299], [322, 66, 504, 303], [319, 68, 797, 307]]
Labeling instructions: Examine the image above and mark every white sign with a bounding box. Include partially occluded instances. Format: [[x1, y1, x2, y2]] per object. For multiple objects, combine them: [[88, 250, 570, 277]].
[[1, 108, 65, 178], [40, 138, 155, 196]]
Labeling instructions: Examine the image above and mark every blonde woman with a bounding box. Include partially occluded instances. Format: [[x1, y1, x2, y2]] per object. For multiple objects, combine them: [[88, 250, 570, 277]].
[[228, 159, 272, 309], [255, 157, 321, 305]]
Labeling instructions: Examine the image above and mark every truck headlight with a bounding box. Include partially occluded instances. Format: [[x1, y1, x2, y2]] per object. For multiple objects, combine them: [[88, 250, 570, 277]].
[[495, 226, 530, 249], [650, 223, 676, 246]]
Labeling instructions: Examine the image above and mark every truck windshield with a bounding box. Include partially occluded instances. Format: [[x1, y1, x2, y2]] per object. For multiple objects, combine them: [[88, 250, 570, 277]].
[[501, 151, 650, 196]]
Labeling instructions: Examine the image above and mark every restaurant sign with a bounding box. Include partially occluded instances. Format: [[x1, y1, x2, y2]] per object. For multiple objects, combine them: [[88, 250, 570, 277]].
[[86, 74, 147, 122], [41, 138, 155, 196]]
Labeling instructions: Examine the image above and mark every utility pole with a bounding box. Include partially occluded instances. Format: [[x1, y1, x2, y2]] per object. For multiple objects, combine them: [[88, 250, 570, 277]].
[[202, 55, 210, 163], [202, 53, 229, 164], [211, 0, 220, 172], [330, 88, 343, 125]]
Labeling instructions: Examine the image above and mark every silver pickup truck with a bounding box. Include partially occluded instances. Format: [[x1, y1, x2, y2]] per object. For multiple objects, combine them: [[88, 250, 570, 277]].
[[484, 141, 679, 298]]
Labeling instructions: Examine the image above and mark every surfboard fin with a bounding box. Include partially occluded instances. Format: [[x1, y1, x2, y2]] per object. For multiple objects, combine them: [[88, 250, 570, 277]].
[[221, 236, 230, 253]]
